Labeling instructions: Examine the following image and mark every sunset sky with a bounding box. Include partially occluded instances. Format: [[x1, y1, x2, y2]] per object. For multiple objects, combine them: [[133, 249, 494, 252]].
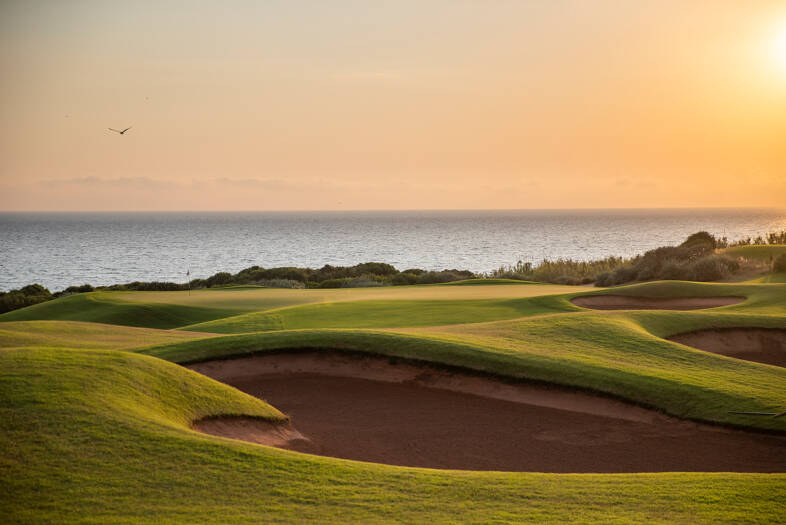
[[1, 1, 785, 211]]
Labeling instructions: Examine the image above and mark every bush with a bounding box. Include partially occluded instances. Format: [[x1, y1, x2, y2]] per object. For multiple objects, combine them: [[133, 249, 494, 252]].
[[417, 271, 467, 284], [688, 257, 730, 282], [0, 283, 52, 314], [256, 279, 305, 289], [319, 277, 388, 288], [681, 231, 717, 249], [391, 272, 419, 285], [774, 254, 786, 273], [205, 272, 233, 287]]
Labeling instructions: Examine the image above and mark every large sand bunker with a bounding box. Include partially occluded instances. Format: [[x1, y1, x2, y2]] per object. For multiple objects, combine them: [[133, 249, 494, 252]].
[[571, 295, 744, 310], [669, 328, 786, 368], [189, 352, 786, 473]]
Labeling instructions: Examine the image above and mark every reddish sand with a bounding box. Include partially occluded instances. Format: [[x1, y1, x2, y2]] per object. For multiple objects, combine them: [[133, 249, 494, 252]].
[[669, 328, 786, 368], [189, 352, 786, 473], [571, 295, 745, 310]]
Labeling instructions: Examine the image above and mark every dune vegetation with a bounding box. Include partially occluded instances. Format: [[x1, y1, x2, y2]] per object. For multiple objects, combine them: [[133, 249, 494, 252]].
[[2, 277, 785, 523]]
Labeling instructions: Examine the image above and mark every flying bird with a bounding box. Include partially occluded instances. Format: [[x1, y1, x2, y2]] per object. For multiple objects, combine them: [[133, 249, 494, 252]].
[[108, 127, 132, 135]]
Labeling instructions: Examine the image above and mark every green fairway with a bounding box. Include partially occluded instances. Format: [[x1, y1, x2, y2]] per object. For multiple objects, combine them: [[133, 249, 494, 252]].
[[0, 283, 584, 330], [2, 279, 785, 523], [0, 292, 239, 329], [0, 320, 209, 350], [178, 296, 576, 333]]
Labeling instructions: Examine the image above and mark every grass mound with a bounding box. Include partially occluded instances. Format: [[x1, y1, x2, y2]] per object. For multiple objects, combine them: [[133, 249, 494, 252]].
[[0, 292, 238, 329], [179, 297, 574, 333], [0, 320, 208, 350]]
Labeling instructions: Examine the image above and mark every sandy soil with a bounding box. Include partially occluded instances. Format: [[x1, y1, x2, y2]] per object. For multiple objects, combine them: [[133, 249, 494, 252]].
[[571, 295, 745, 310], [189, 352, 786, 473], [193, 418, 308, 447], [669, 328, 786, 368]]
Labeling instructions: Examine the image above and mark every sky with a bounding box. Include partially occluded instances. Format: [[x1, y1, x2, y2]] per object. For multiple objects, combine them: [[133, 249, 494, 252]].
[[1, 0, 785, 211]]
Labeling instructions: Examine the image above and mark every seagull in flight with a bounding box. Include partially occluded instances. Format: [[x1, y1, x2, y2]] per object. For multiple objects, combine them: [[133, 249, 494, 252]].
[[108, 126, 132, 135]]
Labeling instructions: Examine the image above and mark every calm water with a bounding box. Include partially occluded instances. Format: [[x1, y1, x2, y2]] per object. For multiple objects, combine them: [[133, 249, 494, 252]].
[[1, 209, 784, 291]]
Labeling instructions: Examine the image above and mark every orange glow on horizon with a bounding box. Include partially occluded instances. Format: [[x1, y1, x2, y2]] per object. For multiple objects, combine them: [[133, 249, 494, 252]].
[[0, 1, 784, 211]]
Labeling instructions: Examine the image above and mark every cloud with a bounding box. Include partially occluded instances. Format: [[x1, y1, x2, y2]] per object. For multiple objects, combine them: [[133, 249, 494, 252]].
[[40, 176, 176, 189], [212, 177, 299, 190]]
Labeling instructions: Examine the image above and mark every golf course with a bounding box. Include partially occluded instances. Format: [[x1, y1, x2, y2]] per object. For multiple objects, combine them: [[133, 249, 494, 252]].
[[2, 277, 785, 523]]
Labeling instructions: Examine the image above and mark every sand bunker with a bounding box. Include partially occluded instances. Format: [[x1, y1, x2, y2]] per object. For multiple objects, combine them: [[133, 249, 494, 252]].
[[189, 352, 786, 473], [669, 328, 786, 368], [571, 295, 744, 310]]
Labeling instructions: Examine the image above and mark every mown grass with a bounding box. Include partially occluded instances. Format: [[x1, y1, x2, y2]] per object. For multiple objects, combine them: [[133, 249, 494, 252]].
[[0, 292, 238, 329], [0, 320, 208, 350], [752, 272, 786, 284], [178, 297, 574, 333], [0, 283, 584, 330], [1, 279, 785, 523], [570, 281, 786, 315], [2, 347, 785, 524]]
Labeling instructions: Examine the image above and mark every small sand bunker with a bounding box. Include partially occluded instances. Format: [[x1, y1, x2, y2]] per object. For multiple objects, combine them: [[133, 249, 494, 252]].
[[572, 295, 744, 310], [669, 328, 786, 368], [188, 352, 786, 473]]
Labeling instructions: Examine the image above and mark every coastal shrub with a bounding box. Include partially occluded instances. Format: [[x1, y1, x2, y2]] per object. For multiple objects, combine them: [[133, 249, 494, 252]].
[[205, 272, 233, 287], [687, 257, 729, 282], [52, 284, 95, 298], [774, 254, 786, 273], [493, 231, 753, 287], [256, 279, 305, 289], [493, 271, 530, 281], [115, 281, 187, 291], [0, 283, 53, 314], [417, 271, 468, 284], [318, 277, 388, 288], [658, 260, 688, 281], [682, 231, 717, 249], [726, 229, 786, 247], [594, 272, 614, 287], [352, 262, 397, 276], [391, 272, 419, 285], [491, 257, 627, 285]]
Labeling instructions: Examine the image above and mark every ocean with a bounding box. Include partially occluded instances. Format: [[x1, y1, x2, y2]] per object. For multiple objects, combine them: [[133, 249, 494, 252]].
[[1, 208, 784, 291]]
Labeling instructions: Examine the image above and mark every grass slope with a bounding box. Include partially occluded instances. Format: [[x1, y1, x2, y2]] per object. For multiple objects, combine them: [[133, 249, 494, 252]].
[[0, 292, 239, 329], [571, 281, 786, 315], [107, 283, 585, 309], [179, 297, 575, 333], [0, 320, 208, 350], [2, 347, 784, 524]]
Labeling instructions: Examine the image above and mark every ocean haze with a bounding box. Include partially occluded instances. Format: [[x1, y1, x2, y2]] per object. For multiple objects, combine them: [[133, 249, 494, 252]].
[[1, 208, 784, 291]]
